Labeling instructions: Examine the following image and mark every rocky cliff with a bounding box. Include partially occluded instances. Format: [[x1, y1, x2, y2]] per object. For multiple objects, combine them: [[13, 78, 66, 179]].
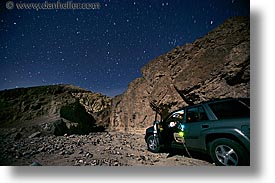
[[0, 84, 111, 136], [109, 16, 250, 133]]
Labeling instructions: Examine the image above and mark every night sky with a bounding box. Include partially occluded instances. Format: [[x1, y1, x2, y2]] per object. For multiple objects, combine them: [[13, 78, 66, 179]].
[[0, 0, 249, 97]]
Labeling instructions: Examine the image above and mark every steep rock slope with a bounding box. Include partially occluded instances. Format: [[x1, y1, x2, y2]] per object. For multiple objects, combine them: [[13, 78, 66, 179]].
[[0, 84, 111, 136], [109, 16, 250, 133]]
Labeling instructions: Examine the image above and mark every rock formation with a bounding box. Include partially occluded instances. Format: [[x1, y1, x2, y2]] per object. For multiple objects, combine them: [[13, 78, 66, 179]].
[[0, 16, 250, 135], [109, 16, 250, 133], [0, 84, 111, 136]]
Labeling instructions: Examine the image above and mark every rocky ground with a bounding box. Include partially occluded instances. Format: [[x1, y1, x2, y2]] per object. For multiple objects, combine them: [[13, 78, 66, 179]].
[[0, 130, 213, 166]]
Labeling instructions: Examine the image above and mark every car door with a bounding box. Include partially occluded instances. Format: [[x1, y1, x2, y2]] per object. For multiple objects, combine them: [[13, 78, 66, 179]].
[[184, 105, 212, 150], [159, 110, 185, 144]]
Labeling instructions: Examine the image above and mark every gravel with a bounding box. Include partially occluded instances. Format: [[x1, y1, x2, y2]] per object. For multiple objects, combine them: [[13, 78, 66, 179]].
[[0, 131, 213, 166]]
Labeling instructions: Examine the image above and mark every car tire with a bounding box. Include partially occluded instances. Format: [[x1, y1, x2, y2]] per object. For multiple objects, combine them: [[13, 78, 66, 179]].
[[209, 138, 249, 166], [146, 135, 161, 153]]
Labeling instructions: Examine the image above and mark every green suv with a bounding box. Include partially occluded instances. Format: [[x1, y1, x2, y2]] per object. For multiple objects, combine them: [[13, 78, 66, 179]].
[[145, 98, 250, 166]]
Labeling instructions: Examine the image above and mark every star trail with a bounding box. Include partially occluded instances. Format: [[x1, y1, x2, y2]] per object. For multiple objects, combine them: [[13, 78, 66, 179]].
[[0, 0, 249, 97]]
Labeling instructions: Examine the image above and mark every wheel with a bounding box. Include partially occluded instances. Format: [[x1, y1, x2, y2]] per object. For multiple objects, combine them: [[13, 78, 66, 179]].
[[209, 138, 249, 166], [146, 135, 161, 153]]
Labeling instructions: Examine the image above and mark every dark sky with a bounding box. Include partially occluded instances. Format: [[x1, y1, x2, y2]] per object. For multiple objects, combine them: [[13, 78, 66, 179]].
[[0, 0, 249, 97]]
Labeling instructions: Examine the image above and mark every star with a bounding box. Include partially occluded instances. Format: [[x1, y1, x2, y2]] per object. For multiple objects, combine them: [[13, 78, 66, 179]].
[[0, 0, 249, 97]]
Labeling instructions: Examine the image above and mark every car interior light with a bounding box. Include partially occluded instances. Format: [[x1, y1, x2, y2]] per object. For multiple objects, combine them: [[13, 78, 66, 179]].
[[180, 124, 185, 131], [178, 131, 184, 137]]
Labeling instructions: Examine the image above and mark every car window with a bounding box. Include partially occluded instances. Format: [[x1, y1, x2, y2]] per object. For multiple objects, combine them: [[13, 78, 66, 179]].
[[186, 106, 208, 123], [208, 100, 250, 119]]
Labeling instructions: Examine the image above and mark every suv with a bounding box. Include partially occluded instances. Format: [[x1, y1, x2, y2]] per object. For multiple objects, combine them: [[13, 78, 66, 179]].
[[145, 98, 250, 166]]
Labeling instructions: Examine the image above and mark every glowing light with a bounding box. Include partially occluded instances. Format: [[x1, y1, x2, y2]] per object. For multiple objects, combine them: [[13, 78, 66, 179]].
[[180, 124, 185, 131], [178, 131, 184, 137]]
